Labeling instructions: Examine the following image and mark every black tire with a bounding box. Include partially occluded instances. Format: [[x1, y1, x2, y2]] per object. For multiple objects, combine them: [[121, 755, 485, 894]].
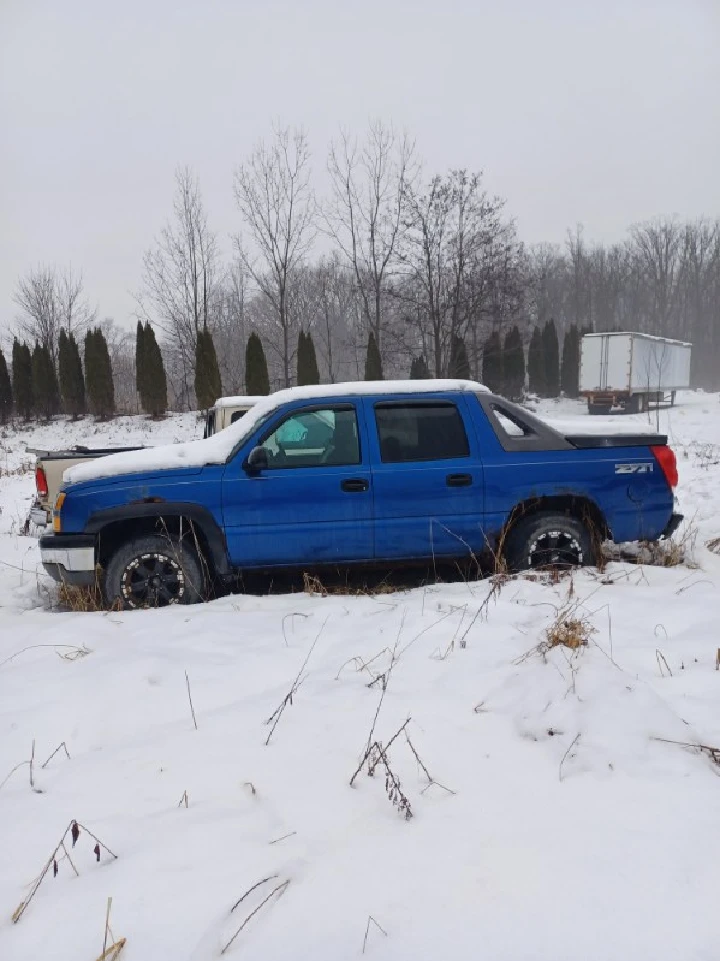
[[104, 534, 207, 610], [503, 512, 595, 572], [587, 401, 611, 415]]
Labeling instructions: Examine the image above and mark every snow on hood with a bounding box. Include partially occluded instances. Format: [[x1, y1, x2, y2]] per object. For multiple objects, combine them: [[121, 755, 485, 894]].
[[63, 379, 488, 486]]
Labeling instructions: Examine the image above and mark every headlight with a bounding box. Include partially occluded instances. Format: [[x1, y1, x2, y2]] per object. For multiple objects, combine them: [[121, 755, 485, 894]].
[[52, 492, 66, 533]]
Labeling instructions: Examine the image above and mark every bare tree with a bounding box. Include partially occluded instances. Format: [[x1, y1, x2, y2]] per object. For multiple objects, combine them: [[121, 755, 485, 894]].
[[140, 166, 220, 408], [400, 170, 515, 376], [628, 218, 683, 337], [312, 255, 363, 382], [13, 265, 94, 361], [233, 126, 316, 388], [325, 121, 417, 353], [213, 259, 249, 394], [566, 225, 593, 331], [678, 219, 720, 385]]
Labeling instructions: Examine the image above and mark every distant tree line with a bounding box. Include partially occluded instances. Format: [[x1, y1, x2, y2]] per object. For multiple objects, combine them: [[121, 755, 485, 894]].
[[7, 121, 720, 420], [0, 328, 116, 423]]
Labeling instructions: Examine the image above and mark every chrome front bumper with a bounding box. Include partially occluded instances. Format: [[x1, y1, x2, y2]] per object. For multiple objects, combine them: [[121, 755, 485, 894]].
[[40, 534, 97, 586]]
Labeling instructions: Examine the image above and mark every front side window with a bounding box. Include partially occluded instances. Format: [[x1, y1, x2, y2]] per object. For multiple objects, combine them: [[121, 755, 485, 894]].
[[261, 407, 360, 468], [375, 403, 469, 463]]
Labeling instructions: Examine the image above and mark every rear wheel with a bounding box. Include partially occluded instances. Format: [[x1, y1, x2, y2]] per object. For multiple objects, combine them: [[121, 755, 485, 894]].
[[104, 534, 207, 609], [587, 401, 611, 415], [503, 512, 595, 572]]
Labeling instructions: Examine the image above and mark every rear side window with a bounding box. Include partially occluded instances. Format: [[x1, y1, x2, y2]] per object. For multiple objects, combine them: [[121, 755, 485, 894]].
[[230, 410, 247, 424], [491, 404, 535, 438], [375, 403, 469, 463]]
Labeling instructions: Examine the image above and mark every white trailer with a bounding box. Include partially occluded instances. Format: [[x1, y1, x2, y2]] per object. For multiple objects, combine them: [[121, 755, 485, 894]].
[[579, 332, 692, 414]]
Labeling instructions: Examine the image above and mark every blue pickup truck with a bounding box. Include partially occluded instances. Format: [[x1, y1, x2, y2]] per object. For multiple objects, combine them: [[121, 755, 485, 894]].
[[39, 381, 681, 609]]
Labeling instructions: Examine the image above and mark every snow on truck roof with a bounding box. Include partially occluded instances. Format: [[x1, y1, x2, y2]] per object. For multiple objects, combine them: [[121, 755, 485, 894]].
[[64, 379, 489, 486]]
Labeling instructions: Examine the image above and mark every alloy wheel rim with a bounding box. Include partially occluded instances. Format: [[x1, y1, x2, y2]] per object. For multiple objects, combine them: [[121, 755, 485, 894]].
[[121, 551, 185, 608], [527, 530, 584, 568]]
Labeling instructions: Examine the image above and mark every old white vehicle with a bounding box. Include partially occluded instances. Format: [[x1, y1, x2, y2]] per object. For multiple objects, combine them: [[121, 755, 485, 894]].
[[203, 396, 265, 438], [29, 444, 144, 527]]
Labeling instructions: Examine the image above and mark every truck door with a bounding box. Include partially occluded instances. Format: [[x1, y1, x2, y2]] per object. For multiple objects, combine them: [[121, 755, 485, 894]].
[[366, 396, 485, 560], [221, 402, 374, 566]]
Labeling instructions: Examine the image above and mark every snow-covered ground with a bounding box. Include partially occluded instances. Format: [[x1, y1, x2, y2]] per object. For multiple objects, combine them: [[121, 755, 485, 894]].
[[2, 394, 720, 961]]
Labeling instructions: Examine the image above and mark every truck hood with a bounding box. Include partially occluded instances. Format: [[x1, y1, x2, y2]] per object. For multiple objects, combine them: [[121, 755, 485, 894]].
[[62, 465, 205, 494], [62, 441, 224, 485]]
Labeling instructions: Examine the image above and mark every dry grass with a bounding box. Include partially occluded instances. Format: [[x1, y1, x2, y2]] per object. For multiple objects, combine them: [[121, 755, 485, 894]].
[[638, 538, 687, 568], [302, 570, 402, 597], [545, 610, 595, 650], [604, 519, 699, 570], [56, 580, 109, 612], [0, 461, 34, 478], [516, 597, 597, 665]]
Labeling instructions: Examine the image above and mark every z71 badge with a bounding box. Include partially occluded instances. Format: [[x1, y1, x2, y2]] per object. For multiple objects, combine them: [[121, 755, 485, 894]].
[[615, 463, 654, 474]]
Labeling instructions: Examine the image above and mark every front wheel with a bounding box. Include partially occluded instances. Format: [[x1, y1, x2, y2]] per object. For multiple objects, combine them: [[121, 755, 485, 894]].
[[104, 534, 207, 609], [503, 513, 595, 572]]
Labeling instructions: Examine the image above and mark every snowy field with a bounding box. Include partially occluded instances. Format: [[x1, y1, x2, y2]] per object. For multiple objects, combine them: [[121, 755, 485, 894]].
[[1, 393, 720, 961]]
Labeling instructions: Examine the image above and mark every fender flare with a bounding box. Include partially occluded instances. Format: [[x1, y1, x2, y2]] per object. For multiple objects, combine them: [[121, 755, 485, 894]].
[[502, 493, 610, 543], [85, 502, 231, 577]]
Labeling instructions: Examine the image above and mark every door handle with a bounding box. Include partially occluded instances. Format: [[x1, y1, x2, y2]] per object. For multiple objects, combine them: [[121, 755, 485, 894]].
[[341, 478, 369, 493], [446, 473, 472, 487]]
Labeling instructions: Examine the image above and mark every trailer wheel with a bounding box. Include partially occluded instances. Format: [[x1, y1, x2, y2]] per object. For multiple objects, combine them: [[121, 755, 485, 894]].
[[504, 512, 595, 572]]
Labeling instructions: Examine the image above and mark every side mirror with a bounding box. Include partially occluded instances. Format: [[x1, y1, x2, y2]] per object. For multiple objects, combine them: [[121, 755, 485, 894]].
[[245, 445, 268, 474]]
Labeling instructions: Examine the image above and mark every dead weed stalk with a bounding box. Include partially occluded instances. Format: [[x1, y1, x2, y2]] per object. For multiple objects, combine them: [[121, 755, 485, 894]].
[[350, 717, 454, 818], [95, 896, 126, 961], [222, 875, 291, 955], [362, 916, 388, 954], [0, 740, 42, 794], [12, 820, 117, 923], [264, 616, 329, 745], [652, 736, 720, 768]]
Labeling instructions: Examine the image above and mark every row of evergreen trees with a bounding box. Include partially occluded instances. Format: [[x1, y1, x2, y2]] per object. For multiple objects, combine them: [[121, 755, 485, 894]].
[[408, 321, 583, 400], [0, 319, 586, 426], [485, 321, 583, 398], [0, 328, 117, 424]]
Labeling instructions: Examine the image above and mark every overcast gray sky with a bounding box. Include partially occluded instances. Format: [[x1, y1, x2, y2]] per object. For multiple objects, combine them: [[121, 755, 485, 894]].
[[1, 0, 718, 334]]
